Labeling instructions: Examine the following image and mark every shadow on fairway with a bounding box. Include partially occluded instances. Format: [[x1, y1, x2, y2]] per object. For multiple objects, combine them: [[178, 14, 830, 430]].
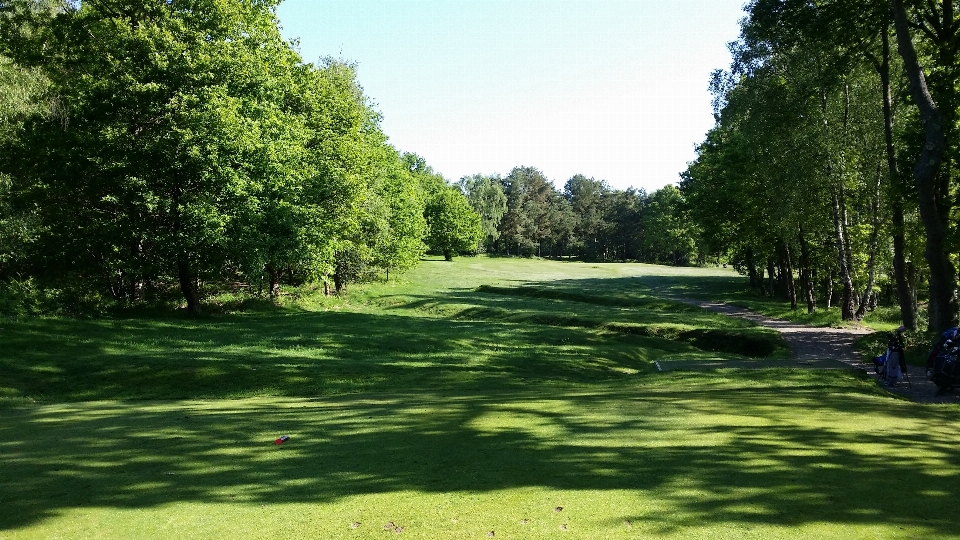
[[380, 276, 787, 358], [2, 377, 959, 534], [0, 276, 785, 403], [0, 309, 659, 401]]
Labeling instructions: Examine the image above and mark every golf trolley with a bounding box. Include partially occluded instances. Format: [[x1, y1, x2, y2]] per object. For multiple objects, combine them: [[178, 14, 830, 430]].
[[931, 339, 960, 395]]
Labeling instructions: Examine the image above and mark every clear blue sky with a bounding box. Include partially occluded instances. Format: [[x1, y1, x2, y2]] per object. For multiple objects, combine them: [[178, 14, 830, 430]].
[[276, 0, 746, 192]]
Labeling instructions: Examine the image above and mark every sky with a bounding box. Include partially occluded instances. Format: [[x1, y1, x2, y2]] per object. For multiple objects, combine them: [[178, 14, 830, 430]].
[[276, 0, 747, 193]]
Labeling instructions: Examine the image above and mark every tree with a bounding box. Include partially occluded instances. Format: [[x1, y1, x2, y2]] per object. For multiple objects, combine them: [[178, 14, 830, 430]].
[[457, 173, 506, 252], [891, 0, 958, 331], [0, 53, 48, 281], [424, 187, 483, 261], [564, 174, 610, 260], [643, 185, 696, 265], [498, 166, 555, 256], [682, 0, 939, 323], [363, 147, 427, 280]]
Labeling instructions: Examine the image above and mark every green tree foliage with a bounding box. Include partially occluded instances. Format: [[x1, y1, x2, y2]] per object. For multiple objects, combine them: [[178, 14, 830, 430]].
[[499, 166, 556, 256], [0, 55, 47, 280], [424, 187, 483, 261], [453, 165, 697, 264], [643, 186, 697, 265], [564, 174, 610, 260], [457, 173, 506, 252], [362, 146, 427, 281], [0, 0, 424, 312]]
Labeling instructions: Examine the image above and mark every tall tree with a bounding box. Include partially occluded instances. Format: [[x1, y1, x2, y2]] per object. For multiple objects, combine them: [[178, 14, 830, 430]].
[[424, 186, 483, 261], [564, 174, 610, 260], [0, 0, 389, 313], [498, 166, 555, 256], [458, 173, 507, 252], [891, 0, 958, 331]]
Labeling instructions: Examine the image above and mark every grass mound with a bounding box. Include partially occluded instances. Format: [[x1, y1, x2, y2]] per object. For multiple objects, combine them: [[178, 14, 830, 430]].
[[605, 323, 784, 357]]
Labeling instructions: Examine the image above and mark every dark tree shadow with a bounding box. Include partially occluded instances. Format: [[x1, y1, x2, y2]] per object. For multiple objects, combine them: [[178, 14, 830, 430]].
[[2, 380, 959, 534]]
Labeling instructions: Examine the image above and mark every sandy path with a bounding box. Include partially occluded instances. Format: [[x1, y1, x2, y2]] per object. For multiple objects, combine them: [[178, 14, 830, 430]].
[[660, 298, 960, 405], [684, 299, 871, 366]]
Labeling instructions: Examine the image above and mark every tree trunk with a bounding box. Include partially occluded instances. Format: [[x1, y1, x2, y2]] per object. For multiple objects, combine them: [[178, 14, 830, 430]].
[[880, 25, 918, 331], [267, 265, 280, 300], [766, 259, 776, 297], [178, 254, 201, 316], [783, 241, 797, 310], [832, 189, 856, 320], [775, 247, 787, 299], [824, 270, 834, 310], [746, 247, 761, 291], [891, 0, 956, 331], [775, 241, 795, 307], [855, 166, 882, 320], [129, 239, 144, 302], [840, 189, 856, 308], [798, 226, 816, 313], [443, 249, 453, 261], [757, 263, 766, 296]]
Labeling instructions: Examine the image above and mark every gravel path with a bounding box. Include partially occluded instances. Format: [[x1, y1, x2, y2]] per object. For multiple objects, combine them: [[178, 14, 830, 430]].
[[662, 298, 960, 405]]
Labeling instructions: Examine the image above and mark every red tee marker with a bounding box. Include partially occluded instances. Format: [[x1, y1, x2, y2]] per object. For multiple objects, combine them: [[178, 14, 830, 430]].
[[275, 435, 289, 445]]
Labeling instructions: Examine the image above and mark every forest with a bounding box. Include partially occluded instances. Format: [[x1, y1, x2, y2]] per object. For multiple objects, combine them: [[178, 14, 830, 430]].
[[0, 0, 696, 316], [682, 0, 960, 333]]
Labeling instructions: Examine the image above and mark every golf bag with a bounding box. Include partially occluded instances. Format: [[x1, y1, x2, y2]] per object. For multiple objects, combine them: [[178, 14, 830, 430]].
[[876, 331, 907, 386], [931, 339, 960, 395]]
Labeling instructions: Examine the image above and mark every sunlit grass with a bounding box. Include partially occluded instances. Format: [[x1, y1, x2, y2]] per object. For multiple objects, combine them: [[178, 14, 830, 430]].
[[1, 257, 958, 539], [3, 373, 959, 539]]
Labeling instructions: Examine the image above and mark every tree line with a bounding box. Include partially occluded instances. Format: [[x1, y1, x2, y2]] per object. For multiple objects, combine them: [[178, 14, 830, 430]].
[[681, 0, 959, 332], [458, 168, 697, 265], [0, 0, 697, 315]]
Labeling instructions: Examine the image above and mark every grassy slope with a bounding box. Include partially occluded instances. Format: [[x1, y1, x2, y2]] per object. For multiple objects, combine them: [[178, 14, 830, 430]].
[[2, 258, 958, 539]]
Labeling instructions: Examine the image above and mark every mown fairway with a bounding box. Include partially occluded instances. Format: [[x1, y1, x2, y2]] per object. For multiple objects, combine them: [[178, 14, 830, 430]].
[[2, 258, 959, 539]]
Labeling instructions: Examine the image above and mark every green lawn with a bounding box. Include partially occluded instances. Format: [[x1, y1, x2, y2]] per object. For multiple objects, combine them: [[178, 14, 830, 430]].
[[2, 258, 958, 539]]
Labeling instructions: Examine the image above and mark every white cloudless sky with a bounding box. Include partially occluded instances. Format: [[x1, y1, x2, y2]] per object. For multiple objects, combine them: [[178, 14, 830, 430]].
[[276, 0, 746, 193]]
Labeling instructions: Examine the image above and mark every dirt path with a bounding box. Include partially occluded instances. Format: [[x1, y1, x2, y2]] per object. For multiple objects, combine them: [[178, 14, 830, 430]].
[[683, 299, 871, 366], [661, 298, 960, 405]]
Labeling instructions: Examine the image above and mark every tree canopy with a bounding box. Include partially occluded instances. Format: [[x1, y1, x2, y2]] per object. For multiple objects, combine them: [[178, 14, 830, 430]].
[[682, 0, 960, 331]]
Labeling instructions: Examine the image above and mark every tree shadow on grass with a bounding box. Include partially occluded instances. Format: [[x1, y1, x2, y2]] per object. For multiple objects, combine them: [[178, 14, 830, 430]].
[[0, 274, 787, 403], [0, 309, 663, 402], [2, 375, 959, 534], [632, 271, 751, 300], [379, 277, 788, 358]]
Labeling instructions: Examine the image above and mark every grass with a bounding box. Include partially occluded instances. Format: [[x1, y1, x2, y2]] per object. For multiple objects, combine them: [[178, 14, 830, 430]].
[[0, 260, 787, 403], [2, 257, 959, 539], [637, 270, 906, 331]]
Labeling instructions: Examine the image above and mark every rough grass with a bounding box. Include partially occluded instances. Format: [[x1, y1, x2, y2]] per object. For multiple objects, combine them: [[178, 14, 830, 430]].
[[2, 257, 958, 539]]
